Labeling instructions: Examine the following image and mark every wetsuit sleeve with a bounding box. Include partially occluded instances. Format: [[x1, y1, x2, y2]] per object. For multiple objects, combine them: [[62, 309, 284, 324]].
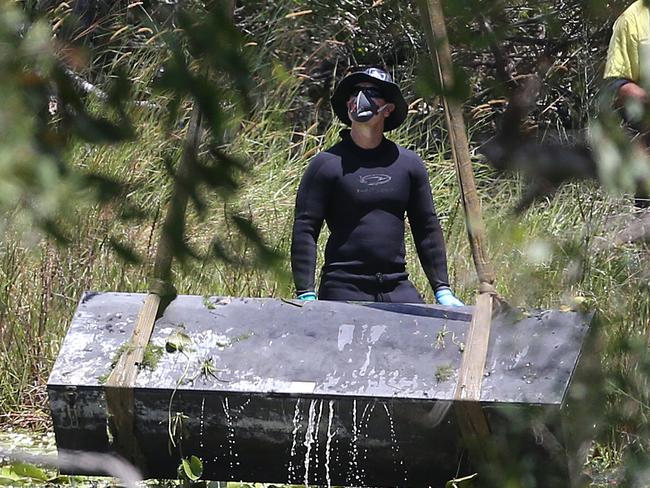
[[291, 154, 335, 295], [407, 156, 451, 292]]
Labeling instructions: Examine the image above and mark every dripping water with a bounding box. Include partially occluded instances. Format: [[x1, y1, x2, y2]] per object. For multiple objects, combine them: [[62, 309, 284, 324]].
[[237, 398, 251, 413], [287, 399, 302, 483], [222, 397, 239, 471], [333, 400, 340, 468], [325, 400, 335, 488], [313, 400, 324, 479], [348, 399, 362, 485], [199, 396, 206, 449], [358, 401, 375, 473], [303, 399, 317, 487], [383, 402, 408, 483]]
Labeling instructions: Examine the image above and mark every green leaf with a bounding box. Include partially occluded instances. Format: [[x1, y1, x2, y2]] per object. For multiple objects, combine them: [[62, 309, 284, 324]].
[[181, 455, 203, 481], [445, 472, 478, 487], [231, 215, 283, 267], [166, 329, 192, 353], [47, 476, 80, 484], [83, 172, 124, 203], [0, 466, 20, 484], [39, 218, 71, 245], [9, 462, 49, 481], [71, 113, 135, 144], [109, 237, 142, 265]]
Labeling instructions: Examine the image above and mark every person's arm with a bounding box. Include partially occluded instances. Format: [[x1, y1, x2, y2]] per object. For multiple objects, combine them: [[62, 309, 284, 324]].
[[617, 80, 648, 102], [406, 155, 451, 293], [291, 154, 335, 297], [406, 157, 464, 306]]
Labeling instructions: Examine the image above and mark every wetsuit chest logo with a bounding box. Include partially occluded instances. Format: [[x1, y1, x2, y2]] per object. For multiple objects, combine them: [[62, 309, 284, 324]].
[[359, 174, 392, 186]]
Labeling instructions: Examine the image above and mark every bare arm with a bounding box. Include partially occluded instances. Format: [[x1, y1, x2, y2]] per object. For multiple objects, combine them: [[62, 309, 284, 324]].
[[618, 80, 648, 102]]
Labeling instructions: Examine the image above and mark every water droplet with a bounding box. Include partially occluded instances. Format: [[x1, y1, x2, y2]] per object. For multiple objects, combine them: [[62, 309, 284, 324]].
[[199, 396, 206, 449], [383, 402, 408, 483], [221, 397, 239, 471], [349, 399, 359, 484], [325, 400, 335, 488], [287, 399, 303, 484], [303, 399, 317, 486]]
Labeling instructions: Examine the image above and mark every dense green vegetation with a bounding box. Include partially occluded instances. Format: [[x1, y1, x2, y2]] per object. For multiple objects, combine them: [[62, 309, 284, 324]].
[[0, 0, 649, 485]]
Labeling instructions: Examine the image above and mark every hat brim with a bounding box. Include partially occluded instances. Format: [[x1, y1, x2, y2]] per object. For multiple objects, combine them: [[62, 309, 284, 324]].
[[331, 72, 408, 131]]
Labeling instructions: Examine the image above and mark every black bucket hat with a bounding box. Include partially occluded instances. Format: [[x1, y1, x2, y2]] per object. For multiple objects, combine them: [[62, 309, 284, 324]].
[[331, 67, 408, 131]]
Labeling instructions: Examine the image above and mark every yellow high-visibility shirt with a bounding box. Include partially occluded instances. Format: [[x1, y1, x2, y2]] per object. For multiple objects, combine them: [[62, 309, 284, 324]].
[[604, 0, 650, 82]]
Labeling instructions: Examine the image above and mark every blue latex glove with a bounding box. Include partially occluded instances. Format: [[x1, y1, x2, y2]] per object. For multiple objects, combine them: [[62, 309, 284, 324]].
[[435, 289, 464, 307], [297, 291, 317, 301]]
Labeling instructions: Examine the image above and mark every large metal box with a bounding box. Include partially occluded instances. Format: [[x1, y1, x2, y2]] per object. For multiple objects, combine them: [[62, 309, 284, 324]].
[[48, 292, 600, 486]]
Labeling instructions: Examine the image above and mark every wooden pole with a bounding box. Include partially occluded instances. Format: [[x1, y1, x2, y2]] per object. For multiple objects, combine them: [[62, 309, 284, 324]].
[[103, 3, 237, 470], [104, 104, 202, 469], [422, 0, 496, 290], [419, 0, 497, 457]]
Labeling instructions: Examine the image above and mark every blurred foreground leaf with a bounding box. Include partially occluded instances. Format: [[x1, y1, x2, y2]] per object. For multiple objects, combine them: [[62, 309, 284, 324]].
[[6, 462, 48, 482], [181, 455, 203, 481]]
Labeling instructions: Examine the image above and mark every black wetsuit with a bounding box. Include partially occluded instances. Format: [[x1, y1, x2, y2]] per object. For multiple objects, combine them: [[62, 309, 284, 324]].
[[291, 130, 451, 302]]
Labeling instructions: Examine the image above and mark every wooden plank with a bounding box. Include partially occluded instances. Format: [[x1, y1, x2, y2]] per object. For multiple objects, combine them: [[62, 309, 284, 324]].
[[453, 293, 493, 464], [106, 293, 161, 388], [106, 102, 203, 391], [455, 293, 493, 401], [105, 293, 160, 469], [453, 293, 493, 465], [419, 0, 497, 467]]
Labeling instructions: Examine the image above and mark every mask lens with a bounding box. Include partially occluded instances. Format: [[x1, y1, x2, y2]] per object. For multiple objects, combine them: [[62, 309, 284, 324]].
[[351, 87, 383, 99]]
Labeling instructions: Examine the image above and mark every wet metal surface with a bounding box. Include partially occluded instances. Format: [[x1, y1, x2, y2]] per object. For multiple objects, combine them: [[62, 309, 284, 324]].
[[482, 309, 590, 404], [49, 293, 474, 400], [49, 293, 589, 404], [48, 292, 595, 486]]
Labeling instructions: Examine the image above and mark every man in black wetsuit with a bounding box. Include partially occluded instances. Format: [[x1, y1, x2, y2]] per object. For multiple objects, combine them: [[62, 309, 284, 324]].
[[291, 67, 463, 306]]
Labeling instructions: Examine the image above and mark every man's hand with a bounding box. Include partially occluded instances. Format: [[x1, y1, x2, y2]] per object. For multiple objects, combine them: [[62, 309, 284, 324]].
[[297, 291, 317, 301], [435, 289, 464, 307], [619, 81, 648, 102]]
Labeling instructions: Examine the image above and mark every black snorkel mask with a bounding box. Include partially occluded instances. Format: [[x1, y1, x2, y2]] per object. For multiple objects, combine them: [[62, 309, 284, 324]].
[[331, 67, 407, 131], [349, 87, 390, 123]]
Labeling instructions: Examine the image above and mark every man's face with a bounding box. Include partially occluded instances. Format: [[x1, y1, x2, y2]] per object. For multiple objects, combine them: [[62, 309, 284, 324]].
[[346, 82, 395, 126]]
